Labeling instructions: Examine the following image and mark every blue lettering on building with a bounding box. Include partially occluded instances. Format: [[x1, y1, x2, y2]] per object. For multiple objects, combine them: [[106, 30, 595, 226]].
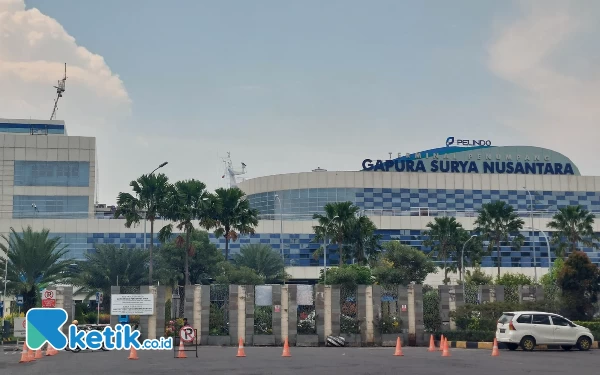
[[362, 159, 575, 175]]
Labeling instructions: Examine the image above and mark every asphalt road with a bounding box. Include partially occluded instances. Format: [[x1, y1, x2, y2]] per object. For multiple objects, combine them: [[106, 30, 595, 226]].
[[1, 346, 597, 375]]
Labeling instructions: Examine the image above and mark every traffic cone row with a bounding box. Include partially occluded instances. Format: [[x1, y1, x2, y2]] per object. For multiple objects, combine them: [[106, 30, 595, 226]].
[[19, 343, 56, 363]]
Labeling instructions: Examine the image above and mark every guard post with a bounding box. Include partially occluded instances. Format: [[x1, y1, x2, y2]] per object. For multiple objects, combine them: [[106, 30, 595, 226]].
[[174, 327, 198, 358]]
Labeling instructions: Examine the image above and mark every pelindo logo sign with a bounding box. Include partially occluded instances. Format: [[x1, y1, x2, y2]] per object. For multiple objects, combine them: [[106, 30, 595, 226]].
[[446, 137, 491, 147], [26, 308, 172, 351]]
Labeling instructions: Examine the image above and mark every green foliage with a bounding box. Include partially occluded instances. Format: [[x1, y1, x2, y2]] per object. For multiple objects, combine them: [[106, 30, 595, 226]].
[[474, 201, 525, 276], [318, 264, 373, 287], [422, 217, 467, 284], [340, 315, 360, 334], [312, 201, 362, 266], [547, 205, 599, 257], [423, 289, 441, 332], [0, 226, 74, 311], [464, 267, 493, 285], [232, 244, 286, 283], [373, 241, 437, 285], [377, 315, 403, 334], [71, 244, 149, 308], [209, 303, 229, 336], [155, 229, 224, 286], [495, 272, 533, 286], [573, 321, 600, 339], [254, 306, 273, 335], [540, 258, 564, 312], [344, 215, 383, 265], [164, 299, 171, 323], [209, 187, 259, 261], [214, 262, 264, 285], [557, 251, 600, 321]]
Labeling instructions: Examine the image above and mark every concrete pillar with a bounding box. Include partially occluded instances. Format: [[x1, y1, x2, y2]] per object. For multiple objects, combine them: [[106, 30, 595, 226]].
[[199, 285, 210, 345], [364, 285, 374, 345], [448, 287, 457, 330], [244, 285, 254, 345], [495, 285, 505, 302], [56, 286, 73, 336], [272, 285, 282, 345], [357, 285, 367, 345], [478, 285, 491, 303], [229, 285, 239, 345], [438, 286, 450, 329], [535, 285, 545, 302], [184, 285, 195, 324], [412, 284, 425, 346], [398, 286, 409, 333], [287, 285, 297, 345], [408, 285, 416, 342], [316, 285, 326, 343], [330, 286, 340, 336], [139, 286, 150, 341], [110, 286, 120, 327], [191, 286, 201, 340], [371, 285, 382, 345], [156, 286, 166, 341], [281, 285, 289, 344]]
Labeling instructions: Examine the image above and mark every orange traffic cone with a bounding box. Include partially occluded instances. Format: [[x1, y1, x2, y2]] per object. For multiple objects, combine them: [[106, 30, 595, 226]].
[[439, 334, 445, 351], [46, 345, 58, 356], [236, 338, 246, 357], [491, 338, 499, 357], [128, 347, 139, 360], [19, 344, 30, 363], [35, 348, 43, 359], [176, 340, 186, 359], [393, 336, 404, 356], [28, 346, 36, 361], [428, 334, 436, 352], [282, 337, 291, 357], [442, 337, 451, 357]]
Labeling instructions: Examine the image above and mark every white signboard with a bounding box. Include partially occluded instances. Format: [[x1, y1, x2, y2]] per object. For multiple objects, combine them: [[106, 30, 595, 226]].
[[110, 294, 154, 315], [14, 318, 26, 338]]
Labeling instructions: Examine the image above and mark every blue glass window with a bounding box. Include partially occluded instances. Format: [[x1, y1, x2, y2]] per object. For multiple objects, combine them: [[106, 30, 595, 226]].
[[0, 123, 65, 134], [13, 195, 89, 218], [14, 161, 90, 187]]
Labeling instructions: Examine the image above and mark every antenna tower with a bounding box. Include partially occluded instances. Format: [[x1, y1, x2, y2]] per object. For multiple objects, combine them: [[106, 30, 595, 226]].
[[50, 63, 67, 120], [221, 152, 247, 188]]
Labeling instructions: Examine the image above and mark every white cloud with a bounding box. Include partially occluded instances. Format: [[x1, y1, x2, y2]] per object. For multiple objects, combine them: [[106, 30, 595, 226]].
[[487, 1, 600, 175]]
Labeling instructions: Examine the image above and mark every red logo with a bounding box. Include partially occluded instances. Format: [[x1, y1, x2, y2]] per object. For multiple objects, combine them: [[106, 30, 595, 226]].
[[44, 290, 54, 299]]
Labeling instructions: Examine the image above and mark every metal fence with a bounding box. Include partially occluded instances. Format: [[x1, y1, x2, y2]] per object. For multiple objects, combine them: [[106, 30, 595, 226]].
[[297, 285, 316, 334], [209, 285, 229, 336], [340, 286, 359, 334]]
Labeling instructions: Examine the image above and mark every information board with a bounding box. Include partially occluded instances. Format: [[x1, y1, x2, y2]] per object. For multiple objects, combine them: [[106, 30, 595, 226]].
[[110, 294, 154, 315]]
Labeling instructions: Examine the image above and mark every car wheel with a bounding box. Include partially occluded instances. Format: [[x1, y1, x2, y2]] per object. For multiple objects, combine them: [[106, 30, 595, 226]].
[[507, 343, 519, 351], [561, 345, 572, 351], [577, 336, 592, 351], [520, 336, 536, 351]]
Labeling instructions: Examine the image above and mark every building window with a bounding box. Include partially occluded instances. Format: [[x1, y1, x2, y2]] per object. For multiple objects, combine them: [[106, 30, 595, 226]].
[[14, 161, 90, 187], [13, 195, 89, 218]]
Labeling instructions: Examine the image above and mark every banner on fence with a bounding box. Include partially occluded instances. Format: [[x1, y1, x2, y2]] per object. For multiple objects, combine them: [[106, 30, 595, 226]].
[[110, 294, 154, 315]]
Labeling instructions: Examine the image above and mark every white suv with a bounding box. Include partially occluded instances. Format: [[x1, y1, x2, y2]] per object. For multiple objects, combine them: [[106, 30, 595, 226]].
[[496, 311, 594, 351]]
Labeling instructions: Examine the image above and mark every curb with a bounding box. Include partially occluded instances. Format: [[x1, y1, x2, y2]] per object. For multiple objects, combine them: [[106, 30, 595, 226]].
[[443, 340, 600, 350]]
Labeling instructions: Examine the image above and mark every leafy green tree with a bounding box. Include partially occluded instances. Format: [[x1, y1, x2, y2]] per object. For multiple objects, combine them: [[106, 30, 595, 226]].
[[159, 179, 212, 285], [547, 205, 599, 257], [557, 251, 600, 320], [0, 227, 73, 311], [540, 258, 565, 312], [495, 272, 533, 286], [155, 229, 224, 287], [344, 215, 382, 266], [312, 201, 360, 266], [232, 244, 286, 283], [214, 262, 264, 285], [209, 187, 259, 261], [318, 264, 373, 287], [474, 201, 525, 277], [422, 217, 465, 285], [464, 266, 493, 285], [372, 241, 437, 286], [114, 173, 171, 285], [71, 244, 149, 309]]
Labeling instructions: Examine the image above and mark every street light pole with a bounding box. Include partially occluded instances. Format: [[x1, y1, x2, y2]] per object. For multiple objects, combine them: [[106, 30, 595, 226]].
[[524, 188, 537, 283], [461, 235, 477, 300], [274, 194, 284, 285], [145, 161, 168, 286], [526, 226, 551, 272]]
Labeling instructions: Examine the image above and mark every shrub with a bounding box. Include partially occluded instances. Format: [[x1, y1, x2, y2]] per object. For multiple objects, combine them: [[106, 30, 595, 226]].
[[377, 315, 403, 334], [340, 315, 360, 334], [573, 321, 600, 340], [423, 289, 441, 332], [450, 301, 555, 331], [496, 272, 534, 286]]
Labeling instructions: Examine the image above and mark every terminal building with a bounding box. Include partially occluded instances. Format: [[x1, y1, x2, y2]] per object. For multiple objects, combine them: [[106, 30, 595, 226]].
[[0, 122, 599, 288]]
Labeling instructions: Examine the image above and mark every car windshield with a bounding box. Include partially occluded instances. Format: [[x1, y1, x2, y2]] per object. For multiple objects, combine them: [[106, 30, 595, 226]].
[[498, 313, 514, 324]]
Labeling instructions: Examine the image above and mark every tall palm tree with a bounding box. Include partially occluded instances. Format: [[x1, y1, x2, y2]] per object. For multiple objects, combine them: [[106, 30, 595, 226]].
[[344, 215, 382, 266], [547, 205, 599, 257], [0, 227, 73, 311], [232, 244, 285, 283], [209, 187, 259, 261], [474, 201, 525, 277], [422, 217, 463, 284], [158, 179, 212, 285], [313, 201, 359, 266], [71, 244, 149, 308], [114, 173, 171, 285]]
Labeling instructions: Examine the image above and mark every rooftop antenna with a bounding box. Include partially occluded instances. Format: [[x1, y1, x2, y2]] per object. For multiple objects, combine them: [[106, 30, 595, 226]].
[[220, 152, 247, 188], [50, 63, 67, 120]]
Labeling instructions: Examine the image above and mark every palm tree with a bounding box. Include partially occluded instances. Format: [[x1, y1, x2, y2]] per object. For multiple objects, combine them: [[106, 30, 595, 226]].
[[232, 244, 285, 283], [158, 179, 212, 286], [344, 215, 382, 266], [422, 217, 463, 285], [209, 187, 259, 261], [313, 201, 359, 266], [114, 173, 171, 285], [547, 205, 599, 257], [71, 244, 149, 308], [474, 201, 525, 277], [0, 227, 73, 311]]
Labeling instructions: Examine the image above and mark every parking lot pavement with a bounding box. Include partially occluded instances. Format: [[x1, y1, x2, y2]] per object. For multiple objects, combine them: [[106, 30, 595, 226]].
[[0, 346, 597, 375]]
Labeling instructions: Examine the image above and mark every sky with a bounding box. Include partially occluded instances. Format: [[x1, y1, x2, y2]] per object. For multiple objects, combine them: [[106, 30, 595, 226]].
[[1, 0, 600, 205]]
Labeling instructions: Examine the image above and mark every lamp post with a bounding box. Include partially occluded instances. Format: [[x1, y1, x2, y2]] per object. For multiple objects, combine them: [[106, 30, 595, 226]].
[[323, 216, 339, 285], [461, 234, 477, 299], [274, 194, 284, 285], [523, 188, 537, 283], [525, 226, 551, 272], [144, 162, 168, 286], [143, 162, 169, 251]]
